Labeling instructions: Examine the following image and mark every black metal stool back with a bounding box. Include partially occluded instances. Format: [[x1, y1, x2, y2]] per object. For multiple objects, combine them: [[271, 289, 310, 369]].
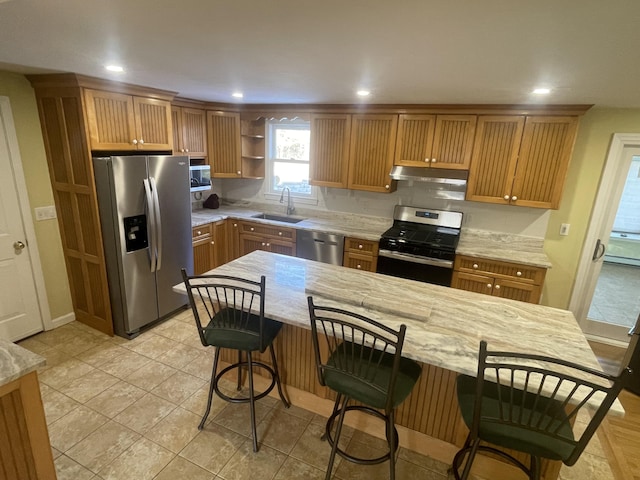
[[307, 296, 421, 480], [453, 340, 632, 479], [181, 269, 290, 452]]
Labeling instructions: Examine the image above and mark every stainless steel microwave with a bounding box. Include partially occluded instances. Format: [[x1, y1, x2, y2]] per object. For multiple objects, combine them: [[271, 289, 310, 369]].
[[189, 165, 211, 192]]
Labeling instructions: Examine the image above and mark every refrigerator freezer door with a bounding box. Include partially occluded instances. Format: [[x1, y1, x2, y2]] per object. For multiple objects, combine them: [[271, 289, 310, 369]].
[[94, 156, 159, 337], [148, 156, 193, 318]]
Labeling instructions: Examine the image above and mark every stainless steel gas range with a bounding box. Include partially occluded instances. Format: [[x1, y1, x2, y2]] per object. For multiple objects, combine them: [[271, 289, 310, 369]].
[[376, 205, 463, 286]]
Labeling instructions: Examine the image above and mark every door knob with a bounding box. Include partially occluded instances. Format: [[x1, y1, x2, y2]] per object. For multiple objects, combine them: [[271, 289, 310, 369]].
[[14, 241, 26, 250]]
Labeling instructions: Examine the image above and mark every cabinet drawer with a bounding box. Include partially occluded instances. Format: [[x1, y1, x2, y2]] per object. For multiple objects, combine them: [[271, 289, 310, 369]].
[[344, 237, 379, 256], [343, 252, 378, 272], [192, 224, 212, 241], [454, 255, 546, 285], [238, 221, 296, 241]]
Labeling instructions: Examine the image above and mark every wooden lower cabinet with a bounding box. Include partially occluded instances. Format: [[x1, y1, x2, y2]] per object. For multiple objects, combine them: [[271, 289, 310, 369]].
[[343, 237, 379, 272], [192, 220, 228, 274], [452, 255, 546, 304], [227, 219, 241, 262], [0, 371, 56, 480], [238, 221, 296, 257]]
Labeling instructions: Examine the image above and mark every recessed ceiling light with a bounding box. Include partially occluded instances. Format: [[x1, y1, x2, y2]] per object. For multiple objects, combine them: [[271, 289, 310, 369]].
[[357, 90, 371, 97], [532, 87, 551, 95], [232, 92, 244, 99], [105, 65, 124, 73]]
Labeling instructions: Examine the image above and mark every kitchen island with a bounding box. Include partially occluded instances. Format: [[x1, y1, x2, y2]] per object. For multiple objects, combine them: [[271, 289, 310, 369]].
[[173, 250, 619, 479]]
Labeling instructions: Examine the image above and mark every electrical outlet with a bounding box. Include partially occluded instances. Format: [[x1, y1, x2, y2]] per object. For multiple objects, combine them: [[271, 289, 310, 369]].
[[34, 205, 57, 221], [560, 223, 570, 236]]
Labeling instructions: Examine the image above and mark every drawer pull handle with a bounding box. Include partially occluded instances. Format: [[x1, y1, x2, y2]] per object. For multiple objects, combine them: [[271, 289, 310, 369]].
[[384, 184, 390, 189], [139, 139, 144, 145], [495, 285, 501, 290], [233, 223, 237, 227], [473, 263, 478, 269], [511, 195, 518, 201], [132, 139, 138, 145], [356, 264, 362, 269], [503, 194, 510, 201], [196, 230, 201, 235], [516, 271, 522, 277], [266, 243, 270, 247], [237, 170, 242, 175], [431, 158, 437, 163], [261, 242, 266, 246], [250, 227, 255, 232], [278, 232, 283, 236], [211, 241, 214, 245], [487, 283, 492, 288], [358, 244, 363, 249]]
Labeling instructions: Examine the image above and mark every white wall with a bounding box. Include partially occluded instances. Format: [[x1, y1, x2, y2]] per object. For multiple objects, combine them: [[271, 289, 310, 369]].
[[208, 177, 551, 238]]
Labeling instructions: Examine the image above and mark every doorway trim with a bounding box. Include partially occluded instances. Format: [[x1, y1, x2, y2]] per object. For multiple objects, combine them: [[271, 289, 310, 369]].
[[569, 133, 640, 342], [0, 96, 53, 331]]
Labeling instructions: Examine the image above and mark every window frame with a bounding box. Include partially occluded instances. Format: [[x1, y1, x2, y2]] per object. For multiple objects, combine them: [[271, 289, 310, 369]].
[[264, 118, 317, 204]]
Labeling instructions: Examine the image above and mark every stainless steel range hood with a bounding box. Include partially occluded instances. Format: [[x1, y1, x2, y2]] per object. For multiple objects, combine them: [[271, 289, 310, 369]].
[[389, 165, 468, 185], [389, 166, 468, 200]]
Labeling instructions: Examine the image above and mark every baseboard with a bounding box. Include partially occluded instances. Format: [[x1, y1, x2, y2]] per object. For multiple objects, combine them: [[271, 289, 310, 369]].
[[50, 312, 75, 329]]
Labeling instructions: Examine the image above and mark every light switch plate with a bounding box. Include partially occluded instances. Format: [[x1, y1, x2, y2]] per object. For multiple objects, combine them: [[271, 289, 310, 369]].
[[560, 223, 570, 236], [34, 205, 57, 221]]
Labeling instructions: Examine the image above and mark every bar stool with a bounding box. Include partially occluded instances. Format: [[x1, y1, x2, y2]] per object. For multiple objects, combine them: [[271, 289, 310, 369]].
[[307, 296, 422, 480], [181, 270, 290, 452], [452, 340, 631, 480]]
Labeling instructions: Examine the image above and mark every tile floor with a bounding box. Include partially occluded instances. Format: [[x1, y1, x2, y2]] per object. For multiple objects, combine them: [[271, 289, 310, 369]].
[[18, 310, 617, 480], [588, 262, 640, 328]]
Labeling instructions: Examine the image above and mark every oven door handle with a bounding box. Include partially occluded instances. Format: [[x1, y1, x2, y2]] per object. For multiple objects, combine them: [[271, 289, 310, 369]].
[[378, 249, 454, 269]]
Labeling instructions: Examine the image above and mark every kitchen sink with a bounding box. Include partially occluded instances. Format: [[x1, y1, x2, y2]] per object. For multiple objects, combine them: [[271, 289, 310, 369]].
[[251, 213, 305, 224]]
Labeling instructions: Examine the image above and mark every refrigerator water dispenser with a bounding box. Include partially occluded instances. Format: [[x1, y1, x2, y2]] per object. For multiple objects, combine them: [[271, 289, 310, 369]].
[[124, 215, 148, 252]]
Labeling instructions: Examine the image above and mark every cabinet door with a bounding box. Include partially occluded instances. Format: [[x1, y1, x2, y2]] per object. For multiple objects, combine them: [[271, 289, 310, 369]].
[[348, 114, 398, 193], [394, 114, 435, 167], [451, 271, 495, 295], [133, 96, 173, 151], [239, 233, 266, 256], [431, 115, 477, 170], [84, 89, 137, 150], [182, 108, 207, 157], [193, 236, 214, 274], [492, 278, 542, 304], [227, 219, 241, 261], [208, 111, 241, 176], [466, 116, 525, 204], [171, 106, 184, 153], [310, 114, 352, 188], [211, 220, 228, 267], [510, 116, 579, 209]]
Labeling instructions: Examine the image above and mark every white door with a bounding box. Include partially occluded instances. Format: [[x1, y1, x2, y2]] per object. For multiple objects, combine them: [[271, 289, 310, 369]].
[[571, 134, 640, 343], [0, 97, 44, 341]]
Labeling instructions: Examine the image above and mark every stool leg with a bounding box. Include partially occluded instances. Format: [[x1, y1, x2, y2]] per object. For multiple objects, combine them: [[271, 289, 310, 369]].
[[247, 351, 259, 452], [529, 455, 541, 480], [269, 343, 290, 408], [322, 393, 342, 442], [460, 437, 481, 480], [199, 347, 220, 430], [388, 409, 396, 480], [237, 350, 243, 391], [325, 395, 348, 480]]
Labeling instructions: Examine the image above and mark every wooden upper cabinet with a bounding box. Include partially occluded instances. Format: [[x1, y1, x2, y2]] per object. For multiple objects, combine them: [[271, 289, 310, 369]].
[[394, 114, 476, 170], [466, 115, 525, 205], [348, 114, 398, 193], [310, 114, 352, 188], [207, 111, 241, 177], [84, 89, 172, 151], [172, 107, 207, 158], [466, 115, 579, 209], [511, 116, 579, 209]]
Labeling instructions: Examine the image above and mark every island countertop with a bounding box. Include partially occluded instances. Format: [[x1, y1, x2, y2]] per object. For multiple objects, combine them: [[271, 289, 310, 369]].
[[0, 339, 45, 387], [173, 250, 620, 413]]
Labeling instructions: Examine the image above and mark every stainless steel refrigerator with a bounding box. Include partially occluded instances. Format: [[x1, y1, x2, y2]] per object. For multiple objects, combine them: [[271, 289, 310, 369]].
[[93, 155, 194, 339]]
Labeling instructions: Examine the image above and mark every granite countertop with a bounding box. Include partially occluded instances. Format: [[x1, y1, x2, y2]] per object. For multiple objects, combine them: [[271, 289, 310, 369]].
[[0, 340, 45, 387], [173, 250, 622, 414], [191, 203, 552, 268]]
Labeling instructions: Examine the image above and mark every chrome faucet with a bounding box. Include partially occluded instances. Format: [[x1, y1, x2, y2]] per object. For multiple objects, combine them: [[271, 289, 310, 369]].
[[279, 187, 295, 215]]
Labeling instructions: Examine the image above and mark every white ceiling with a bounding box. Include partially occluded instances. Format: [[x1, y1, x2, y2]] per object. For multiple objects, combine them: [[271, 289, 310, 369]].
[[0, 0, 639, 107]]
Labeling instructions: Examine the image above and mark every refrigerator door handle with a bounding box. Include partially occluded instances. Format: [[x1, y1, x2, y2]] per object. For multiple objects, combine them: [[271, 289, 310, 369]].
[[143, 178, 157, 272], [150, 177, 163, 271]]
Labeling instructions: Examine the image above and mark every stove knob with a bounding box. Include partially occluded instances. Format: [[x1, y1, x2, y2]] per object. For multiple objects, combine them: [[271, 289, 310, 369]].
[[503, 195, 510, 201]]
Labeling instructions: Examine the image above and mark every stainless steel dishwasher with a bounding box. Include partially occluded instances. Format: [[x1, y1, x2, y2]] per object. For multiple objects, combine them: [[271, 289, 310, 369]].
[[296, 230, 345, 265]]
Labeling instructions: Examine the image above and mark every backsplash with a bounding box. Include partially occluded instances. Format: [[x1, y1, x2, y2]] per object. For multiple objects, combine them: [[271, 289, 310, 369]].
[[194, 178, 551, 238]]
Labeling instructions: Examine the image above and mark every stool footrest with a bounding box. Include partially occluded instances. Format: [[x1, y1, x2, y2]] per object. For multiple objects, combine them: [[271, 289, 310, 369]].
[[325, 405, 398, 466], [214, 361, 277, 404]]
